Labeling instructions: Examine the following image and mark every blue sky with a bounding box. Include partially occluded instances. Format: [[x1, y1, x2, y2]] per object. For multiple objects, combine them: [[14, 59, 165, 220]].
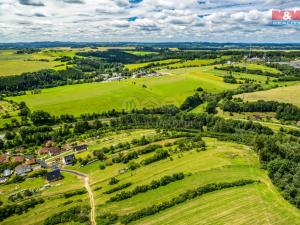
[[0, 0, 299, 43]]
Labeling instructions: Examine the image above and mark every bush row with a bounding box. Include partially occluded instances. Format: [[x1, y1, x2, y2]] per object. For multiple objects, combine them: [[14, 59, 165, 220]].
[[63, 188, 87, 198], [103, 183, 132, 194], [0, 198, 44, 221], [140, 149, 170, 165], [121, 180, 257, 224], [108, 173, 185, 202]]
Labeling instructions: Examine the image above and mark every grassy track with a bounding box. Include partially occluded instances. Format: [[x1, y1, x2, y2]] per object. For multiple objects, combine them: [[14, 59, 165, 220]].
[[9, 69, 237, 116]]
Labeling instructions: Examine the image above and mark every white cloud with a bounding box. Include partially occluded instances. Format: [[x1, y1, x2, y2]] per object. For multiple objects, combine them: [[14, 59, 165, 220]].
[[0, 0, 299, 42]]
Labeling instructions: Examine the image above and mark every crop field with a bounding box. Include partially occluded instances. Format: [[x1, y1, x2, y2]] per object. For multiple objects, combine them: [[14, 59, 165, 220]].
[[8, 68, 238, 116], [70, 133, 300, 225], [236, 84, 300, 107]]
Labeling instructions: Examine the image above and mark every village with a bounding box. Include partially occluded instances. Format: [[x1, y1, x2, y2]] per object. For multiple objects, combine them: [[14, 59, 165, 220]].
[[0, 141, 88, 185]]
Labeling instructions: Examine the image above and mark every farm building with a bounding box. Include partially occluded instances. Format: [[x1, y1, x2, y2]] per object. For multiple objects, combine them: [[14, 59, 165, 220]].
[[62, 154, 76, 165], [46, 169, 63, 182], [15, 164, 32, 175]]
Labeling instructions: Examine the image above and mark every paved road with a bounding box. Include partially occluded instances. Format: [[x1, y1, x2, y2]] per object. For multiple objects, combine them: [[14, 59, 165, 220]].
[[61, 169, 96, 225]]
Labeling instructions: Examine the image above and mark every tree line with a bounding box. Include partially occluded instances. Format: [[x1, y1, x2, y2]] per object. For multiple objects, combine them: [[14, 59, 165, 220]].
[[221, 99, 300, 121]]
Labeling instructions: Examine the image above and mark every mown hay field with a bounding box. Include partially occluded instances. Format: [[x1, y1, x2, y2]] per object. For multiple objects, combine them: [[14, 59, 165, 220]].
[[236, 84, 300, 107]]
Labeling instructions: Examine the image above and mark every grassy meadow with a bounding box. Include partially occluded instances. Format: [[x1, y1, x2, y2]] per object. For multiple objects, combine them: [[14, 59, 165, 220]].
[[236, 84, 300, 107], [9, 68, 238, 116]]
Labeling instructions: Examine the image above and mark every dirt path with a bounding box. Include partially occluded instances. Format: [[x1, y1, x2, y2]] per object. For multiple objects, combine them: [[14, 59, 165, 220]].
[[61, 169, 96, 225]]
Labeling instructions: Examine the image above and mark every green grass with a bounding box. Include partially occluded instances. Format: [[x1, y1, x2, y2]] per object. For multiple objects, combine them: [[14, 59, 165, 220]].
[[231, 63, 282, 74], [191, 102, 208, 113], [236, 83, 300, 107], [133, 183, 300, 225], [8, 68, 237, 116]]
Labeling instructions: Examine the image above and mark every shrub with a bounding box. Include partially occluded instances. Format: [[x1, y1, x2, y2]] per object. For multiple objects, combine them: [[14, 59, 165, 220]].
[[63, 188, 87, 198], [109, 177, 120, 185], [44, 205, 90, 225], [140, 149, 169, 165], [103, 183, 132, 194], [99, 163, 106, 170], [97, 213, 118, 225]]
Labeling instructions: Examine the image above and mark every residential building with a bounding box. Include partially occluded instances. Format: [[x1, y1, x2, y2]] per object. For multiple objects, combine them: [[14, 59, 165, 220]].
[[3, 169, 12, 177], [0, 177, 7, 183], [15, 164, 32, 175], [62, 154, 76, 165], [74, 144, 88, 153], [46, 169, 62, 182], [48, 147, 62, 157]]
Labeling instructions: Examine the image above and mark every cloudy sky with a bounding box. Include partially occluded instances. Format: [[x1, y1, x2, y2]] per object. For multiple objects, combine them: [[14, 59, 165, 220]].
[[0, 0, 299, 43]]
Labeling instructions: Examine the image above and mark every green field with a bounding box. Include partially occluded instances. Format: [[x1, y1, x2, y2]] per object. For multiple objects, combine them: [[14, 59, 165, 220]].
[[0, 50, 68, 76], [1, 130, 300, 225], [76, 134, 300, 224], [229, 63, 282, 74], [9, 68, 238, 116], [236, 84, 300, 107]]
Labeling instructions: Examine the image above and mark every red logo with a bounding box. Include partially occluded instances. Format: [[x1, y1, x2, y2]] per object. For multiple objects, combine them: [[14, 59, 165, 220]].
[[272, 10, 300, 20]]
